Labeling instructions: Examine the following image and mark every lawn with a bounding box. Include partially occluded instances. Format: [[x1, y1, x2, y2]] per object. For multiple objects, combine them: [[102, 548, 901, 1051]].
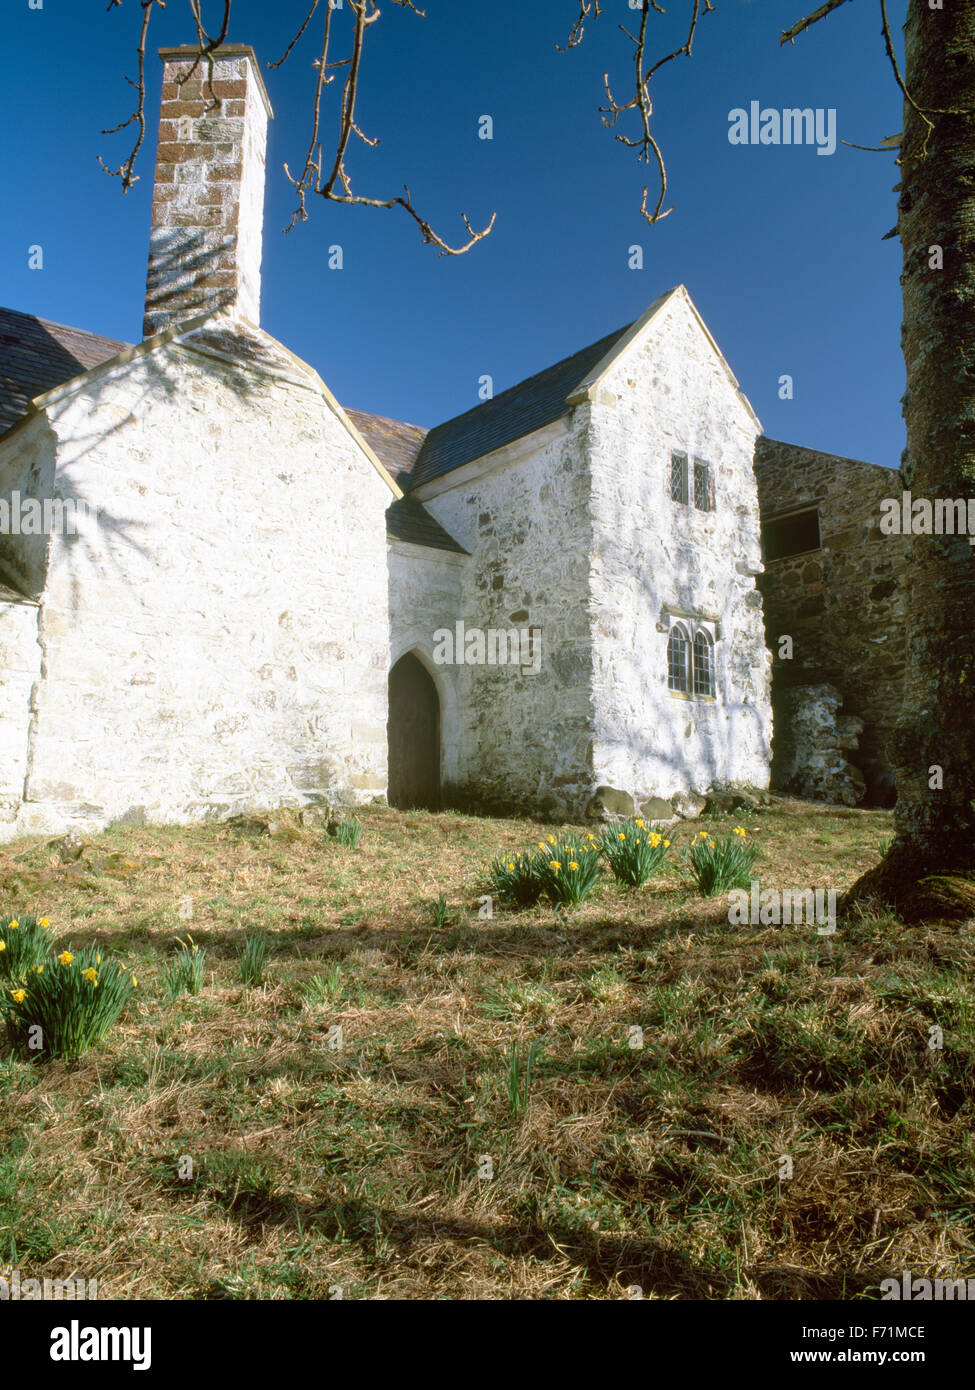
[[0, 798, 972, 1300]]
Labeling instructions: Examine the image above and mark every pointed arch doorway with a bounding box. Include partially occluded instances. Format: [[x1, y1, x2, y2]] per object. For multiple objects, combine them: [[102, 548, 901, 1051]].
[[387, 653, 441, 810]]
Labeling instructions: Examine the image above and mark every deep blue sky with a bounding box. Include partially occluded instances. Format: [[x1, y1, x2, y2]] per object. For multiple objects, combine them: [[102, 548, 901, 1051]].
[[1, 0, 905, 466]]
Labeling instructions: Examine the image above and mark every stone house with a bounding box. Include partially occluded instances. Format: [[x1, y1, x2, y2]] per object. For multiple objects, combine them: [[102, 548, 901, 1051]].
[[0, 44, 901, 841]]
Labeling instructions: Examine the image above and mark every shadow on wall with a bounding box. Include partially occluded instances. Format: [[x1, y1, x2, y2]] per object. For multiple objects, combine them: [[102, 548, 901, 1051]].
[[589, 490, 771, 802], [0, 287, 281, 613], [144, 229, 239, 335]]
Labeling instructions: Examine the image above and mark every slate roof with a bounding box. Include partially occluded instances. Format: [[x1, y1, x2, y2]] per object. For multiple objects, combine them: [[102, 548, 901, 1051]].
[[0, 304, 464, 555], [386, 496, 468, 554], [0, 303, 641, 555], [407, 323, 633, 490], [346, 408, 427, 486], [0, 307, 130, 436]]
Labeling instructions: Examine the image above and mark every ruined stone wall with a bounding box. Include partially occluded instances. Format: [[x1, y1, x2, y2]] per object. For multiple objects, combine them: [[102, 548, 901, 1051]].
[[1, 317, 392, 841], [424, 416, 596, 817], [754, 437, 909, 803], [587, 291, 772, 802]]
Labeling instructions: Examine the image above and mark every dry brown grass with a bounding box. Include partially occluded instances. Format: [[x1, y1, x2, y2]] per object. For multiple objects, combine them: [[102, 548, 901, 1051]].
[[0, 798, 972, 1300]]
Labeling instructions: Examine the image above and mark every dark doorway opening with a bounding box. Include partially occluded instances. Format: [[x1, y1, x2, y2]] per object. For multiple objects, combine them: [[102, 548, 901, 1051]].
[[387, 653, 441, 810]]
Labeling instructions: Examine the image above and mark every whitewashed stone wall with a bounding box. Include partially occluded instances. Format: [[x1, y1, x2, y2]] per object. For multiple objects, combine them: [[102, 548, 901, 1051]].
[[424, 418, 596, 814], [588, 291, 772, 800], [0, 316, 392, 840], [387, 537, 466, 787], [0, 411, 58, 598], [0, 596, 40, 826]]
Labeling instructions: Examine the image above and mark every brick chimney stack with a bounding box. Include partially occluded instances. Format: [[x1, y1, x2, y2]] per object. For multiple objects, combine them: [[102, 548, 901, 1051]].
[[143, 45, 273, 339]]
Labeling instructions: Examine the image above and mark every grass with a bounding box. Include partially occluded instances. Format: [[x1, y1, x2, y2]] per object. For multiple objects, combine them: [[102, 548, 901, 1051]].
[[0, 797, 972, 1299]]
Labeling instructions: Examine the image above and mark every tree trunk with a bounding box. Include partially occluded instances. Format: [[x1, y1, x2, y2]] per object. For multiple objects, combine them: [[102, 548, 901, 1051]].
[[845, 0, 975, 921]]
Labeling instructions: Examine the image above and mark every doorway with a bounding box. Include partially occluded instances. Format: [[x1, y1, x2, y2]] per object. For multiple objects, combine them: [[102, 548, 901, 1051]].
[[387, 653, 441, 810]]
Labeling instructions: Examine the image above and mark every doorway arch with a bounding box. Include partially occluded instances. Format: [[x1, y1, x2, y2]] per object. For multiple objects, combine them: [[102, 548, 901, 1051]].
[[388, 652, 441, 810]]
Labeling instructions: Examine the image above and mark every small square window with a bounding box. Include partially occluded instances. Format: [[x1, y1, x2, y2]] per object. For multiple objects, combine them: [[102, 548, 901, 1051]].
[[761, 508, 821, 562], [693, 460, 712, 512], [670, 453, 688, 505]]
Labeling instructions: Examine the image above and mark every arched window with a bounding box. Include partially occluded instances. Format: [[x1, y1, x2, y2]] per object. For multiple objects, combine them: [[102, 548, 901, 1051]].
[[692, 629, 715, 697], [667, 624, 690, 693]]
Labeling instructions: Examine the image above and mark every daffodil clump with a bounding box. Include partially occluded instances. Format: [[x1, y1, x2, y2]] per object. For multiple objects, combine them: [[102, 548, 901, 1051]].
[[486, 849, 545, 908], [597, 819, 672, 887], [686, 825, 758, 897], [163, 934, 207, 1000], [535, 832, 602, 907], [0, 942, 138, 1060], [0, 914, 54, 984]]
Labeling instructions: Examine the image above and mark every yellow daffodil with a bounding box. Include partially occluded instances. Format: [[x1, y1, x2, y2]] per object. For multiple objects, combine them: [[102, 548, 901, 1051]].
[[664, 840, 671, 848], [618, 832, 626, 841], [34, 964, 43, 974], [549, 861, 561, 872], [131, 977, 138, 988], [7, 920, 18, 930], [82, 968, 98, 986], [733, 826, 747, 837], [635, 819, 645, 829], [507, 863, 515, 871], [547, 835, 556, 845], [0, 941, 6, 953], [569, 861, 579, 871], [58, 951, 74, 966], [39, 917, 50, 928], [11, 989, 26, 1004]]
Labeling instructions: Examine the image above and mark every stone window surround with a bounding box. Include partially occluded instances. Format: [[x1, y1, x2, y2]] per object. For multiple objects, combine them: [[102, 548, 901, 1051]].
[[669, 451, 716, 513], [664, 611, 718, 702]]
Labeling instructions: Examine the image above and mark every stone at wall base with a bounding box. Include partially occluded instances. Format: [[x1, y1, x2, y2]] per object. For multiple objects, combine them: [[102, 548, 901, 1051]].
[[671, 790, 706, 819], [639, 796, 678, 825], [704, 782, 775, 814], [586, 786, 637, 819]]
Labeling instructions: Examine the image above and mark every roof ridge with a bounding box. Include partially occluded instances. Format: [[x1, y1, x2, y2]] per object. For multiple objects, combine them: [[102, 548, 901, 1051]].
[[425, 323, 632, 438]]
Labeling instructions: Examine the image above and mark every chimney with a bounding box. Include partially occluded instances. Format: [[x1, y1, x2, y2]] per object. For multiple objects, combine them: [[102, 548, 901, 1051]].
[[143, 45, 273, 339]]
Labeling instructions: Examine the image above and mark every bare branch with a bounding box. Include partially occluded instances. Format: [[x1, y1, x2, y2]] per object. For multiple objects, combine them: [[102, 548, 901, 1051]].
[[281, 0, 495, 254], [268, 0, 320, 69], [596, 0, 714, 225], [101, 0, 492, 256], [557, 0, 602, 53], [98, 0, 164, 192], [779, 0, 853, 47]]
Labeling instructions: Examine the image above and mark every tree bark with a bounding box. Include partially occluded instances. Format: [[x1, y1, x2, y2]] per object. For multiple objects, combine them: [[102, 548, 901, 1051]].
[[845, 0, 975, 921]]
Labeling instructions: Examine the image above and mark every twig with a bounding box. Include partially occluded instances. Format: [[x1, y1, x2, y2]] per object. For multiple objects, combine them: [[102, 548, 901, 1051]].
[[779, 0, 853, 47]]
